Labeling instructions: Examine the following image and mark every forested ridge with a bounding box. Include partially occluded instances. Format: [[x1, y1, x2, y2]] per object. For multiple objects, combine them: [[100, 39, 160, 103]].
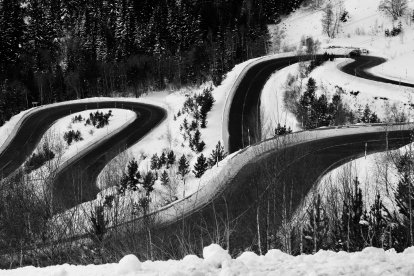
[[0, 0, 304, 126]]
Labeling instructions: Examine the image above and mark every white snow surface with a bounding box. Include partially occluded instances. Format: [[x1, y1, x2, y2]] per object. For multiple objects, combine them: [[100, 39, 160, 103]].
[[260, 63, 302, 139], [3, 244, 414, 276], [271, 0, 414, 59], [24, 109, 136, 194], [369, 52, 414, 84]]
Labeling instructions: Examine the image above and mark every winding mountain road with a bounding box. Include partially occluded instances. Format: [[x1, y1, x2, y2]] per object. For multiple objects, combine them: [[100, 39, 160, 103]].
[[0, 101, 166, 210], [1, 54, 414, 255], [341, 55, 414, 88], [99, 54, 414, 256], [226, 54, 414, 153]]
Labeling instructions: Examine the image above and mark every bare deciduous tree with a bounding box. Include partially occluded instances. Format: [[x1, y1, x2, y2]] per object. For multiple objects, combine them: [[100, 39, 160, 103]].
[[379, 0, 408, 20], [322, 0, 345, 38]]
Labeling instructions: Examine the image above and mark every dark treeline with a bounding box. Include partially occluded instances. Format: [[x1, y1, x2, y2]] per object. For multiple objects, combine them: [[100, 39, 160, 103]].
[[0, 0, 305, 126]]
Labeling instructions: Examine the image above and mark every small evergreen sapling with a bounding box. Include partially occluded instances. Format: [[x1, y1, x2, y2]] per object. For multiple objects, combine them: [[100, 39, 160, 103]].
[[183, 118, 188, 130], [193, 154, 208, 178], [167, 150, 176, 167], [118, 158, 141, 193], [159, 152, 167, 168], [142, 171, 155, 197], [208, 141, 227, 167], [191, 129, 205, 153], [150, 153, 159, 170], [177, 154, 190, 179], [160, 170, 170, 186]]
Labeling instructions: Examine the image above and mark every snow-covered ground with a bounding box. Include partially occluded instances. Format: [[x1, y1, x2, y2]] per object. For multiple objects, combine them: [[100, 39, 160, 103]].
[[3, 244, 414, 276], [271, 0, 414, 59], [370, 52, 414, 84], [261, 63, 302, 139], [24, 109, 136, 194]]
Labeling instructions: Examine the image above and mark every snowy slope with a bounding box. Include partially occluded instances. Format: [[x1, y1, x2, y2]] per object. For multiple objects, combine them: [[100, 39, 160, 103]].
[[272, 0, 414, 59], [23, 109, 136, 195], [264, 0, 414, 137]]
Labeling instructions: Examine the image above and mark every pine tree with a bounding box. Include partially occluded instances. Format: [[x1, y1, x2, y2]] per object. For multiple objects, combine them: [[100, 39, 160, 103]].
[[150, 153, 159, 170], [200, 103, 208, 128], [208, 141, 227, 167], [366, 193, 390, 248], [177, 154, 190, 179], [159, 152, 167, 168], [360, 104, 381, 124], [160, 170, 170, 186], [311, 94, 329, 127], [142, 171, 155, 197], [340, 177, 366, 252], [183, 118, 188, 130], [299, 78, 317, 129], [321, 3, 334, 37], [193, 154, 208, 178], [127, 158, 140, 190], [167, 150, 176, 167], [118, 158, 141, 193], [302, 194, 329, 253], [392, 153, 414, 250], [191, 129, 205, 152]]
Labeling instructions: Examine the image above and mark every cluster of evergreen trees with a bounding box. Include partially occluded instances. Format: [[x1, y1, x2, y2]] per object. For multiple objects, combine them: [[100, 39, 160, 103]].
[[296, 78, 380, 129], [23, 142, 55, 173], [297, 154, 414, 254], [177, 87, 215, 153], [116, 140, 227, 207], [85, 110, 113, 128], [0, 0, 307, 127], [63, 129, 83, 145]]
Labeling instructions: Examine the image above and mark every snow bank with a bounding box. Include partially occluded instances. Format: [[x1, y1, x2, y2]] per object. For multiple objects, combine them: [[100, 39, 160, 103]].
[[3, 244, 414, 276], [0, 108, 34, 151]]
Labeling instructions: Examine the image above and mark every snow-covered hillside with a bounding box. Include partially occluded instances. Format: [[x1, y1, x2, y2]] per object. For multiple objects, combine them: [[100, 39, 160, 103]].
[[265, 0, 414, 136], [2, 0, 414, 274], [271, 0, 414, 58], [263, 0, 414, 203], [23, 109, 136, 194]]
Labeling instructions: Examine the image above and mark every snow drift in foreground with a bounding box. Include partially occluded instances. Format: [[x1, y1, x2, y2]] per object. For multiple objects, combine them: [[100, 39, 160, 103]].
[[3, 244, 414, 276]]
